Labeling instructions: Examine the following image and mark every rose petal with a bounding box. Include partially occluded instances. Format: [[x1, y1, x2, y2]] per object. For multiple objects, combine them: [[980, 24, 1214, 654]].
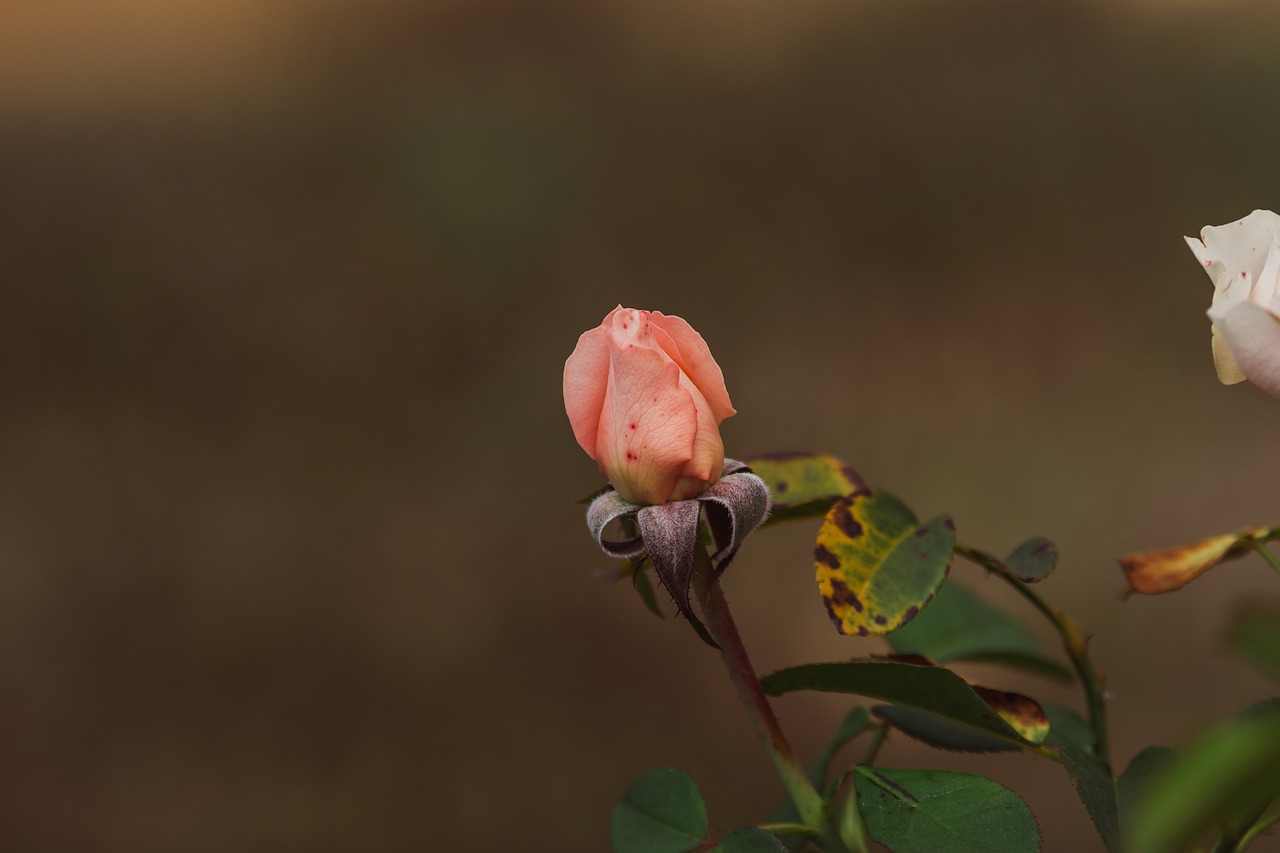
[[563, 307, 625, 460], [648, 311, 736, 423], [598, 325, 699, 505], [1190, 210, 1280, 287], [1211, 324, 1247, 385], [1213, 301, 1280, 398], [1253, 232, 1280, 310], [669, 369, 724, 491]]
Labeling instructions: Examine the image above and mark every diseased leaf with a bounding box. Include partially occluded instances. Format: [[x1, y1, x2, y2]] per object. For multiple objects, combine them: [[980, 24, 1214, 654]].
[[1118, 526, 1272, 595], [1127, 717, 1280, 853], [872, 705, 1017, 753], [814, 490, 955, 636], [970, 686, 1051, 744], [1062, 746, 1120, 852], [761, 658, 1049, 748], [744, 452, 863, 526], [887, 581, 1069, 681], [1228, 608, 1280, 683], [855, 767, 1040, 853], [611, 768, 708, 853], [711, 828, 787, 853], [1003, 537, 1059, 583]]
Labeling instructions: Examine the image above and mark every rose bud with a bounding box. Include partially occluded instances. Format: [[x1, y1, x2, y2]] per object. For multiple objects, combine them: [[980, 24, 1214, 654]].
[[1186, 210, 1280, 398], [563, 306, 736, 505]]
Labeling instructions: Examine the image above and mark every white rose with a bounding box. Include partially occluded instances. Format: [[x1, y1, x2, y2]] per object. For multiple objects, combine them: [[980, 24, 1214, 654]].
[[1186, 209, 1280, 397]]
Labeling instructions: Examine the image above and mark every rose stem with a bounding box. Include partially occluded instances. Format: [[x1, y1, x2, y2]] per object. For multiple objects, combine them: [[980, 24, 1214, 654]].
[[954, 543, 1112, 770], [692, 547, 863, 853], [1249, 539, 1280, 578]]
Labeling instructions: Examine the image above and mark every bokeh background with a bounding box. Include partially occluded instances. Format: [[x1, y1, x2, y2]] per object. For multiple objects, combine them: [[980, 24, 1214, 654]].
[[4, 0, 1280, 849]]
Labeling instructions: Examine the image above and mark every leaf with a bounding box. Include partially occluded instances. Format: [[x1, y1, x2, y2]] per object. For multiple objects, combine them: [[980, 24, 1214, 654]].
[[761, 658, 1049, 748], [611, 768, 709, 853], [1061, 746, 1120, 853], [767, 706, 873, 852], [1127, 716, 1280, 853], [1228, 607, 1280, 683], [632, 563, 664, 619], [1240, 697, 1280, 721], [1002, 537, 1059, 583], [1042, 704, 1094, 753], [1118, 526, 1271, 595], [1116, 746, 1176, 832], [854, 767, 1040, 853], [886, 581, 1069, 681], [814, 490, 955, 636], [872, 705, 1017, 753], [743, 452, 863, 526], [711, 828, 787, 853]]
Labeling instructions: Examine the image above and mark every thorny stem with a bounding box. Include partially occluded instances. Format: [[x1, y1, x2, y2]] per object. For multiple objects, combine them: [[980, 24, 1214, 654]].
[[954, 543, 1112, 771], [691, 547, 864, 853]]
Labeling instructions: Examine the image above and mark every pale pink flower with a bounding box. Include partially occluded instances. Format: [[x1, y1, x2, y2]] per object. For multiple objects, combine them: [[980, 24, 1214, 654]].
[[1187, 210, 1280, 397]]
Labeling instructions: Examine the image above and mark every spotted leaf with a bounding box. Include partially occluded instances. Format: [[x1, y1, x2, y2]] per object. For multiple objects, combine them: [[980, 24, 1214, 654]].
[[814, 490, 955, 636], [761, 657, 1050, 748], [743, 452, 864, 526]]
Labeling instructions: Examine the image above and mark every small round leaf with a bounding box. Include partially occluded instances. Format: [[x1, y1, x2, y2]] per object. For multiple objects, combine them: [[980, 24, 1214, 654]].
[[611, 768, 709, 853]]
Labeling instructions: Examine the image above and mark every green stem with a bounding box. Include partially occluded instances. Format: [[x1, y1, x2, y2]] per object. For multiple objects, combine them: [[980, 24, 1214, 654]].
[[861, 723, 890, 766], [691, 548, 864, 853], [1233, 808, 1280, 852], [756, 823, 821, 840], [1250, 540, 1280, 578], [954, 543, 1112, 770]]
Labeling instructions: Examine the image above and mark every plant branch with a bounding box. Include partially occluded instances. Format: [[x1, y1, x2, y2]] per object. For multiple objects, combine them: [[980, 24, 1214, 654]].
[[954, 543, 1112, 770], [1250, 539, 1280, 578], [691, 546, 864, 853]]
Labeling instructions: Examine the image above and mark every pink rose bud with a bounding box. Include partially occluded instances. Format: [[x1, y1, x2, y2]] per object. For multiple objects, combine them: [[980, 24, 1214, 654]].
[[564, 306, 736, 505]]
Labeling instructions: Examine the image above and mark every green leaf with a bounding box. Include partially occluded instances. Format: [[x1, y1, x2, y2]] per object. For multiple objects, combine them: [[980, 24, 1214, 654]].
[[1002, 537, 1059, 582], [1061, 746, 1120, 853], [872, 705, 1017, 753], [1240, 697, 1280, 721], [854, 767, 1040, 853], [814, 490, 955, 636], [767, 706, 873, 852], [886, 581, 1069, 680], [1127, 717, 1280, 853], [1042, 704, 1094, 753], [761, 658, 1049, 748], [743, 452, 863, 526], [632, 559, 665, 619], [611, 768, 709, 853], [1116, 746, 1176, 833], [1228, 608, 1280, 683], [711, 828, 787, 852]]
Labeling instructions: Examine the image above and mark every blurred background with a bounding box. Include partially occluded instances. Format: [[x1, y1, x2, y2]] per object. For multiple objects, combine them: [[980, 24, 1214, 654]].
[[3, 0, 1280, 849]]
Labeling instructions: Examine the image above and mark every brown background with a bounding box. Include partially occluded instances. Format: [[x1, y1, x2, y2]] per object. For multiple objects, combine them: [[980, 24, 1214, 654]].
[[3, 0, 1280, 850]]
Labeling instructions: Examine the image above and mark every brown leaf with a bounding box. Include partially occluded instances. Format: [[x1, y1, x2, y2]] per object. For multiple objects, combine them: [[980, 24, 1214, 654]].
[[1119, 527, 1269, 595]]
